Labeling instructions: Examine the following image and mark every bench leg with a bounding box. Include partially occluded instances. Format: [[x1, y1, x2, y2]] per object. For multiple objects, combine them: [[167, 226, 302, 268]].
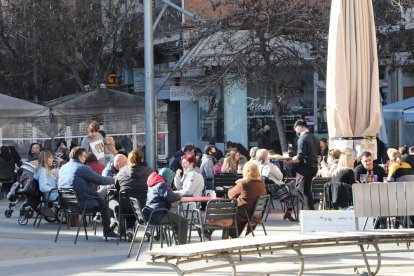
[[372, 243, 381, 275], [359, 244, 372, 275], [225, 255, 237, 276], [293, 248, 304, 276]]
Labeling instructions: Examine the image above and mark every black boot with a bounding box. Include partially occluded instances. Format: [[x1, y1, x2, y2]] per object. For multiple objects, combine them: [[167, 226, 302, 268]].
[[283, 210, 295, 222]]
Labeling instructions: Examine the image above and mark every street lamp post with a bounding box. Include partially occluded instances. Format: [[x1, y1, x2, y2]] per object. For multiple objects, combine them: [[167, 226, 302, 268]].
[[144, 0, 156, 169]]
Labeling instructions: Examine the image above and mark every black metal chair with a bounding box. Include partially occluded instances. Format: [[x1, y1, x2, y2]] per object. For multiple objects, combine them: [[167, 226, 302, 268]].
[[189, 199, 238, 242], [242, 195, 270, 236], [54, 189, 99, 244], [311, 177, 332, 208], [117, 191, 146, 242], [127, 197, 174, 261], [213, 173, 240, 198], [33, 188, 58, 227]]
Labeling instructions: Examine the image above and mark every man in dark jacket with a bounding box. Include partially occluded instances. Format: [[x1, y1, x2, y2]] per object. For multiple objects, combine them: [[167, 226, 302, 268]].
[[169, 144, 195, 172], [58, 147, 117, 240], [144, 168, 188, 244], [285, 120, 320, 211]]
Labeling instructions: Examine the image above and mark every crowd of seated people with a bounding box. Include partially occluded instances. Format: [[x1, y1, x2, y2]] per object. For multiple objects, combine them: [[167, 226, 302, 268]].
[[3, 117, 414, 244]]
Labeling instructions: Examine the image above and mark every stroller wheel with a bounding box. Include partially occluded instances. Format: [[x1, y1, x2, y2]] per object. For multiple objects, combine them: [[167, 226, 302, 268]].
[[44, 212, 57, 223], [18, 215, 28, 225], [4, 210, 13, 218], [56, 208, 67, 224], [26, 209, 34, 219]]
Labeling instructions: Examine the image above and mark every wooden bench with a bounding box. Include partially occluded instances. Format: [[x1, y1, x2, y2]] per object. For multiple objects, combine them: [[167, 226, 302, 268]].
[[147, 230, 414, 275], [145, 182, 414, 275], [353, 182, 414, 230]]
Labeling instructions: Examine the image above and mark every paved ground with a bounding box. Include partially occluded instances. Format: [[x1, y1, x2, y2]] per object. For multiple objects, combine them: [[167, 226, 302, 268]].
[[1, 198, 414, 276]]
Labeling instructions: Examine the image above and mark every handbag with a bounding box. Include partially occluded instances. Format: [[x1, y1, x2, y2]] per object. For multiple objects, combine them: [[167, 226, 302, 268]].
[[274, 184, 291, 202]]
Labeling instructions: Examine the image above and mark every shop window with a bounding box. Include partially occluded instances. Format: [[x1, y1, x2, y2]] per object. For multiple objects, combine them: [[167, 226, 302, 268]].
[[198, 89, 224, 143]]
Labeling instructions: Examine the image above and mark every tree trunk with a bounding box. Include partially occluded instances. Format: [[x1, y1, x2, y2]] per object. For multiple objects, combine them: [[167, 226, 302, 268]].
[[257, 31, 289, 153], [270, 91, 288, 152]]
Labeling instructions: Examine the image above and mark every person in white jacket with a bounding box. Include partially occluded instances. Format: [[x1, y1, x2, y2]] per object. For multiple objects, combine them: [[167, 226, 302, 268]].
[[174, 153, 205, 197], [256, 149, 284, 184]]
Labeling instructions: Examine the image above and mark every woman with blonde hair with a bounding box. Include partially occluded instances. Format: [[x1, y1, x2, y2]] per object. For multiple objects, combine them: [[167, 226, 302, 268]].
[[330, 152, 356, 185], [227, 161, 266, 238], [387, 150, 414, 182], [34, 150, 58, 201]]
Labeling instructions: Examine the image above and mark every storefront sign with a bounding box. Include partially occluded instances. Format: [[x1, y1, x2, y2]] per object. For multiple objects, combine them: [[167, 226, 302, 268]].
[[106, 74, 119, 88], [247, 97, 273, 112], [170, 86, 196, 101], [133, 68, 145, 93], [281, 114, 302, 120]]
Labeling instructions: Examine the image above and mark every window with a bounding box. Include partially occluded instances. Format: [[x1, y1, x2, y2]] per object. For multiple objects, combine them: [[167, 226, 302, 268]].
[[198, 88, 224, 142]]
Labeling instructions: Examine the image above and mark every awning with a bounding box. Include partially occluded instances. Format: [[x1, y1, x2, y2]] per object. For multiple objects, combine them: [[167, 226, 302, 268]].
[[382, 97, 414, 120], [0, 93, 49, 117], [404, 106, 414, 120]]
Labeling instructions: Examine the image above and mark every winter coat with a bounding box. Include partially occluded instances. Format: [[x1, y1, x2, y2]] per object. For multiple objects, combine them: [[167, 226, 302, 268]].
[[200, 154, 215, 189], [169, 150, 184, 172], [228, 178, 266, 236], [58, 159, 114, 209], [0, 156, 15, 181], [259, 162, 284, 184], [143, 172, 181, 224], [174, 168, 205, 197], [115, 163, 154, 208]]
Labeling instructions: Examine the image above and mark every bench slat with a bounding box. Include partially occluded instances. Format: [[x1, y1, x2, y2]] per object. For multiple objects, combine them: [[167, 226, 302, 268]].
[[370, 183, 381, 217], [388, 182, 398, 216], [396, 183, 406, 216], [406, 182, 414, 216], [378, 183, 390, 216]]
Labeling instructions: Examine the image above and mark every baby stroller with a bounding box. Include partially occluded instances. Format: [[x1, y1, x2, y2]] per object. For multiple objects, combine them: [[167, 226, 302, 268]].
[[5, 162, 58, 225]]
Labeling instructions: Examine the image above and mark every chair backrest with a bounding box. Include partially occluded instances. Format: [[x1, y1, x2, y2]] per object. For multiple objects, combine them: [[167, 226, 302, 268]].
[[204, 199, 238, 225], [311, 177, 332, 194], [58, 189, 81, 213], [129, 197, 147, 225], [214, 173, 238, 188], [353, 182, 414, 218], [250, 195, 270, 220]]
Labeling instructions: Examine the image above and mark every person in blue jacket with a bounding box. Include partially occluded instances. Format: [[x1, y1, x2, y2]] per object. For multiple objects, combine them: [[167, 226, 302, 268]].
[[58, 146, 117, 240], [143, 168, 188, 244]]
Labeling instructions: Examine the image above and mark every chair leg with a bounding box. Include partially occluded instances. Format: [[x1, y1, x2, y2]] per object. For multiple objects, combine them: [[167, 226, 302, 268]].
[[74, 214, 86, 244], [37, 215, 42, 228], [33, 213, 40, 226], [136, 225, 151, 261], [83, 216, 89, 240], [54, 215, 64, 242], [243, 208, 255, 237], [261, 223, 267, 236], [128, 224, 141, 258]]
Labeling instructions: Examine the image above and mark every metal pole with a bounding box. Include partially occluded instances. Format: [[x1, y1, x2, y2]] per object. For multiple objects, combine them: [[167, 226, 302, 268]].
[[313, 71, 319, 134], [144, 0, 156, 169]]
